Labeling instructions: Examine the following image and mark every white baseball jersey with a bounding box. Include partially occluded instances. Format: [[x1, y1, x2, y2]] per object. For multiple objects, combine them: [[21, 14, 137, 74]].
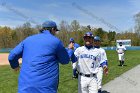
[[116, 45, 126, 54], [74, 46, 106, 74]]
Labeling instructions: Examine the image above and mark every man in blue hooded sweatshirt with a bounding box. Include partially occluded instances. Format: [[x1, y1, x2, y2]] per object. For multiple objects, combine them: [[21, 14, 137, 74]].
[[8, 20, 72, 93]]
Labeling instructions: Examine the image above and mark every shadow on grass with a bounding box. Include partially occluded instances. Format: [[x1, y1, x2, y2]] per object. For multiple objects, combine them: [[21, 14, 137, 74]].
[[118, 64, 127, 67], [101, 90, 110, 93]]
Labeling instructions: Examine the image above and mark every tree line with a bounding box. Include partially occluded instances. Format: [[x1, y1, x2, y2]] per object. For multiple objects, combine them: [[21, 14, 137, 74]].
[[0, 13, 140, 48]]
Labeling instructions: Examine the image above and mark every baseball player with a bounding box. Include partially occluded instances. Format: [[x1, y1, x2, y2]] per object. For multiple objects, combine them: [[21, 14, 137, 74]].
[[73, 32, 108, 93], [69, 37, 80, 50], [69, 38, 80, 78], [93, 36, 108, 93], [116, 42, 126, 66]]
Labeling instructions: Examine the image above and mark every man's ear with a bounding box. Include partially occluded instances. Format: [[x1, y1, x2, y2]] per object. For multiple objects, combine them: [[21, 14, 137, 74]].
[[51, 27, 54, 30], [52, 27, 57, 31]]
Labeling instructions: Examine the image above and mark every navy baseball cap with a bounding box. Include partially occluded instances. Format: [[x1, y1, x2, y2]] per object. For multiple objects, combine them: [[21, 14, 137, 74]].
[[119, 42, 122, 44], [42, 20, 59, 31], [94, 36, 100, 41]]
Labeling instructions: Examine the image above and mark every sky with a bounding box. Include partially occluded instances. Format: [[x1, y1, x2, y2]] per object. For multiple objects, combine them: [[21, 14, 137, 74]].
[[0, 0, 140, 32]]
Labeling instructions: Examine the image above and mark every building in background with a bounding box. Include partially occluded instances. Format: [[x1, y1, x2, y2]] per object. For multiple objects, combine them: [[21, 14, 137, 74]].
[[116, 39, 131, 47]]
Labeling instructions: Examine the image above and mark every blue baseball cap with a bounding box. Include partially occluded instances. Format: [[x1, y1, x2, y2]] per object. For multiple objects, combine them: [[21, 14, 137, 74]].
[[94, 36, 100, 41], [69, 38, 74, 42], [42, 20, 59, 31]]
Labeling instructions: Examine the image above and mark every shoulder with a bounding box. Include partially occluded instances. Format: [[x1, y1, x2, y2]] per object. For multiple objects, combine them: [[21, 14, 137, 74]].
[[93, 48, 101, 52], [25, 33, 62, 47], [23, 34, 38, 43], [26, 33, 60, 41], [100, 48, 106, 52]]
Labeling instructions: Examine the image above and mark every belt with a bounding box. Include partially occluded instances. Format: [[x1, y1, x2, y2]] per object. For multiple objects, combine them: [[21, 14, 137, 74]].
[[119, 53, 123, 54], [79, 72, 96, 77]]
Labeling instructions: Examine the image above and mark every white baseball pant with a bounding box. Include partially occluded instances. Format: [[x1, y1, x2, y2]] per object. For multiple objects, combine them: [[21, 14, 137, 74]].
[[78, 75, 98, 93], [118, 53, 124, 61]]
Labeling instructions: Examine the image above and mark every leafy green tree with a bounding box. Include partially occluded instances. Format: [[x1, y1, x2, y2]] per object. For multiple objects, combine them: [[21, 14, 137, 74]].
[[108, 31, 116, 41], [94, 28, 108, 42], [0, 26, 13, 48]]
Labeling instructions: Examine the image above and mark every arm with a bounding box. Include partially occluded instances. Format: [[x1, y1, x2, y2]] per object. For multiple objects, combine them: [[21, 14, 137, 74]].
[[56, 41, 69, 64], [100, 49, 108, 66], [116, 47, 118, 52], [124, 46, 126, 51], [99, 49, 108, 75], [72, 48, 80, 78], [8, 41, 24, 71], [72, 49, 78, 78], [100, 61, 108, 75]]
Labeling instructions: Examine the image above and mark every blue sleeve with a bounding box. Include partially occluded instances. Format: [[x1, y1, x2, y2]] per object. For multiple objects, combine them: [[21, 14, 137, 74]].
[[71, 53, 77, 63], [65, 48, 72, 58], [8, 41, 24, 69], [56, 41, 69, 64], [100, 60, 108, 67], [73, 68, 77, 76], [105, 60, 108, 66], [77, 44, 80, 47], [65, 48, 77, 63]]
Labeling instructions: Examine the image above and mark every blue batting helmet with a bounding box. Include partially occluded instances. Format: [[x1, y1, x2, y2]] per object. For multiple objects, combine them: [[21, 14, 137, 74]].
[[42, 20, 59, 31], [94, 36, 100, 41], [83, 32, 94, 38]]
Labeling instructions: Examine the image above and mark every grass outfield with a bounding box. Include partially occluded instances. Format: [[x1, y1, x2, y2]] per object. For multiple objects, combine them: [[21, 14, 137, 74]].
[[0, 50, 140, 93]]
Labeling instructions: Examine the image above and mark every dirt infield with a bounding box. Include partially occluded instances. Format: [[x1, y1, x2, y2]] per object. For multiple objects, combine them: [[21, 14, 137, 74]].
[[0, 53, 22, 65]]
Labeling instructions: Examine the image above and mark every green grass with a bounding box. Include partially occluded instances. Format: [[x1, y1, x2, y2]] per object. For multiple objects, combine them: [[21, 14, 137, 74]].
[[0, 50, 140, 93], [0, 66, 18, 93], [102, 50, 140, 84]]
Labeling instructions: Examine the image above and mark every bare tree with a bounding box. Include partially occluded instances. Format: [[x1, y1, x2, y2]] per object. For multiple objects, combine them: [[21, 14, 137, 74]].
[[70, 20, 80, 32], [58, 20, 71, 46], [134, 12, 140, 45], [134, 12, 140, 36]]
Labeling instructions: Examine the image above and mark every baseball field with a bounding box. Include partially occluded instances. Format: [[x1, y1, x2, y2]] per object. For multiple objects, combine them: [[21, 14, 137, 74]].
[[0, 50, 140, 93]]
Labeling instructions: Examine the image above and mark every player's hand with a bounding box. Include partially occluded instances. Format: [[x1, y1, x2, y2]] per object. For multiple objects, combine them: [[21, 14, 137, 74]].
[[72, 69, 78, 79], [72, 74, 78, 79], [68, 42, 74, 49], [14, 66, 20, 72], [103, 66, 108, 75], [72, 76, 78, 79]]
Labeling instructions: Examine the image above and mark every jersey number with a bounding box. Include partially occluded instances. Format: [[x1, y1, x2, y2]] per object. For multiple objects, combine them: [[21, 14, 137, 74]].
[[91, 62, 94, 68]]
